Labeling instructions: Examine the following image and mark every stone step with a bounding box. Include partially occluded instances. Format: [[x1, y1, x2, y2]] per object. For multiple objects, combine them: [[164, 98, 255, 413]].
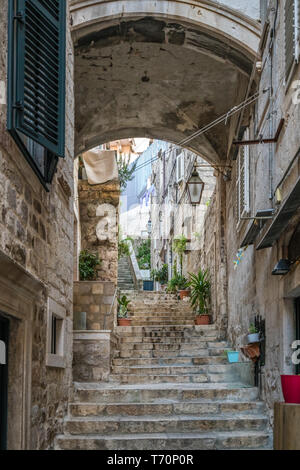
[[115, 325, 217, 333], [73, 383, 259, 404], [69, 400, 266, 418], [118, 337, 222, 345], [108, 373, 241, 385], [55, 430, 271, 450], [111, 364, 236, 376], [117, 327, 217, 335], [112, 356, 227, 366], [117, 347, 226, 358], [64, 414, 268, 435], [117, 332, 218, 340], [130, 321, 196, 326], [117, 342, 227, 351], [129, 316, 195, 322]]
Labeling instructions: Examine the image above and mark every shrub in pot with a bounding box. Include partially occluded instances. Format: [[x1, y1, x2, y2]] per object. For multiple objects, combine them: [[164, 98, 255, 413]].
[[167, 274, 189, 299], [188, 269, 211, 325], [281, 375, 300, 404], [176, 275, 190, 300], [117, 295, 131, 326], [151, 264, 168, 290], [247, 324, 260, 344]]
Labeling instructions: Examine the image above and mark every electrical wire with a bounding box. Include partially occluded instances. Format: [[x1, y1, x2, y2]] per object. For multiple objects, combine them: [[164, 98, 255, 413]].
[[132, 92, 260, 173]]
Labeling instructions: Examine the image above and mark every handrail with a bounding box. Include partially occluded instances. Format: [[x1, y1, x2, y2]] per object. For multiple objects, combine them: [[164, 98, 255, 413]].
[[127, 240, 143, 290], [103, 286, 118, 330]]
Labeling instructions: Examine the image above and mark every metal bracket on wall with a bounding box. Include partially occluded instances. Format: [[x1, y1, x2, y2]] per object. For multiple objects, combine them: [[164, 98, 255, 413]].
[[233, 118, 285, 146]]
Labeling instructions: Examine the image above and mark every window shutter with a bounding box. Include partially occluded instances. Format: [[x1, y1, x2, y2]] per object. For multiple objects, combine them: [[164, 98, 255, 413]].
[[181, 153, 185, 180], [236, 129, 250, 224], [242, 130, 250, 215], [286, 0, 295, 80], [10, 0, 66, 157], [285, 0, 300, 80], [176, 153, 184, 182]]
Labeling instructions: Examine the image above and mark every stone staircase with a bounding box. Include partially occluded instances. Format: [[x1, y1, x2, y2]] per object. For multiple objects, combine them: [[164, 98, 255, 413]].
[[118, 257, 135, 290], [56, 292, 272, 450]]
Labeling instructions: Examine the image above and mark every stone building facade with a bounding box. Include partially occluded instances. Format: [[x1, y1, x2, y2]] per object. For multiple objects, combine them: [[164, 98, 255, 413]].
[[0, 1, 75, 449], [77, 179, 120, 284], [150, 142, 216, 285], [196, 0, 300, 422], [0, 0, 299, 450]]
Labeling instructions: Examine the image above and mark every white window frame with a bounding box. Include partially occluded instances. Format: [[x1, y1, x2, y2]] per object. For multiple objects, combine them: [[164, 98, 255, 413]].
[[236, 128, 250, 227], [176, 152, 184, 183], [285, 0, 300, 86], [46, 298, 66, 368]]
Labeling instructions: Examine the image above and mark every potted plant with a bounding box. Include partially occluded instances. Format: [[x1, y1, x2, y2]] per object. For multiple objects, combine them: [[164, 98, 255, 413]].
[[151, 264, 168, 290], [247, 324, 260, 344], [117, 295, 131, 326], [188, 269, 211, 325], [224, 349, 240, 363], [173, 235, 188, 276], [176, 275, 190, 300], [280, 375, 300, 404]]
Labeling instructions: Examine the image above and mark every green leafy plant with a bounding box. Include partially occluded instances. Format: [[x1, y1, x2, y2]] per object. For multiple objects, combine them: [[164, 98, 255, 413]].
[[167, 274, 189, 293], [188, 269, 211, 316], [117, 295, 131, 318], [136, 239, 151, 269], [173, 235, 188, 275], [249, 323, 258, 334], [151, 264, 168, 285], [118, 238, 131, 259], [117, 154, 137, 191], [176, 275, 189, 290], [79, 250, 101, 281]]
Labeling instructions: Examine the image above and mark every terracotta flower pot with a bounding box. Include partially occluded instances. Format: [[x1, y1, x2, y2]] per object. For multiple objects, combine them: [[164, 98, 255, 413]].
[[281, 375, 300, 404], [195, 315, 210, 325], [179, 290, 190, 300], [118, 318, 131, 326]]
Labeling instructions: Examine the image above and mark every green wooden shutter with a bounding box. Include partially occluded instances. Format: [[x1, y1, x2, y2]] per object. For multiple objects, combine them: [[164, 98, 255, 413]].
[[10, 0, 66, 157]]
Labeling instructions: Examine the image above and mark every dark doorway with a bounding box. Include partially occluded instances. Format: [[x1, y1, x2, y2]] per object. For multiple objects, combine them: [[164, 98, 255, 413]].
[[295, 299, 300, 375], [0, 315, 9, 450]]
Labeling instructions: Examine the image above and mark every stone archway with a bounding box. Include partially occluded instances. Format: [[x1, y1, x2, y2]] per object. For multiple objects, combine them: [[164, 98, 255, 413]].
[[70, 0, 261, 163]]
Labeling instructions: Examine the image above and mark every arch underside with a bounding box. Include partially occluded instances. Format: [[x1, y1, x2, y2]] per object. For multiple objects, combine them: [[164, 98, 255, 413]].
[[72, 5, 260, 163]]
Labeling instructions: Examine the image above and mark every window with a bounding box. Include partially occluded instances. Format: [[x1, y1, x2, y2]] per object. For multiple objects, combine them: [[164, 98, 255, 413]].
[[236, 129, 250, 225], [7, 0, 66, 187], [176, 152, 184, 183], [46, 298, 66, 368], [285, 0, 300, 82]]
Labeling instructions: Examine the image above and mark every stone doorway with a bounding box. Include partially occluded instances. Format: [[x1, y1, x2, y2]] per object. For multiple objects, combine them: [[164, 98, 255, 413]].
[[0, 314, 9, 450]]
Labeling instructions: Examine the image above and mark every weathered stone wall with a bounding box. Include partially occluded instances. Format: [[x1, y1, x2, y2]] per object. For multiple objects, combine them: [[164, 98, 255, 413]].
[[195, 175, 228, 338], [73, 281, 116, 330], [78, 180, 120, 284], [73, 331, 117, 382], [200, 0, 300, 424], [0, 1, 75, 449]]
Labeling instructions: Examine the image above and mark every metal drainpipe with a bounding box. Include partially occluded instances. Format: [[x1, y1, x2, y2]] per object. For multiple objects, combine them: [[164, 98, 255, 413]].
[[268, 0, 279, 200]]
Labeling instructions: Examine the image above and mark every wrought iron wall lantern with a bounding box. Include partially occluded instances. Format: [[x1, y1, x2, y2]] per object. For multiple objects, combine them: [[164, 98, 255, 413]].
[[187, 168, 205, 205]]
